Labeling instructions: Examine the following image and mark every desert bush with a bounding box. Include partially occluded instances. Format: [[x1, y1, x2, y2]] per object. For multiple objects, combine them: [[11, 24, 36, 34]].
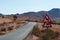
[[2, 16, 4, 18], [0, 28, 6, 32], [8, 26, 13, 31], [42, 35, 49, 40], [32, 26, 40, 37], [52, 22, 60, 25], [42, 29, 59, 40], [13, 15, 17, 21]]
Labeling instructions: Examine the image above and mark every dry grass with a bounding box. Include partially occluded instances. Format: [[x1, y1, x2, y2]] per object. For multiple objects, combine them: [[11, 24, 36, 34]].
[[0, 17, 27, 35], [29, 23, 60, 40]]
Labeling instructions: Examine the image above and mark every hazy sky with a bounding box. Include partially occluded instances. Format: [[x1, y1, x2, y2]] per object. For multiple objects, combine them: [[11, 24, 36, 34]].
[[0, 0, 60, 15]]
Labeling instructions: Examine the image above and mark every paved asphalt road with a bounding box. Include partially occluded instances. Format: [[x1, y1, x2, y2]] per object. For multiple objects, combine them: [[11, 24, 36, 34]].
[[0, 22, 37, 40]]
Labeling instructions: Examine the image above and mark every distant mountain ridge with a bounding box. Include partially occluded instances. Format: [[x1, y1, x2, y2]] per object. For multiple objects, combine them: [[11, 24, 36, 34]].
[[17, 8, 60, 19], [0, 8, 60, 22]]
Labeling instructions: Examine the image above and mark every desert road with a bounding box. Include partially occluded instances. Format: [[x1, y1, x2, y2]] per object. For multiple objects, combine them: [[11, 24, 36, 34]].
[[0, 22, 37, 40]]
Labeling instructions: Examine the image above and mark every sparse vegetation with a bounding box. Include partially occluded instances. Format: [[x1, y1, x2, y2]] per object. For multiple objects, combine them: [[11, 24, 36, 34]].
[[0, 17, 26, 35], [42, 29, 59, 40], [1, 28, 6, 32], [13, 15, 17, 21], [31, 26, 60, 40], [32, 26, 40, 37], [2, 16, 4, 18], [8, 26, 13, 31], [52, 22, 60, 25]]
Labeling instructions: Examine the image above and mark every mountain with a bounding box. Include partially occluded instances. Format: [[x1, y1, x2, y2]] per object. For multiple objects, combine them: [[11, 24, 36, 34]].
[[15, 11, 47, 19], [48, 8, 60, 18], [48, 8, 60, 22], [16, 8, 60, 19], [18, 8, 60, 22], [0, 8, 60, 22]]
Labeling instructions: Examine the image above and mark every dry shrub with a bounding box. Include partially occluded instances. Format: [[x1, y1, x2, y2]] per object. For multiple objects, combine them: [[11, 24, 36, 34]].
[[32, 26, 40, 37], [42, 29, 60, 40]]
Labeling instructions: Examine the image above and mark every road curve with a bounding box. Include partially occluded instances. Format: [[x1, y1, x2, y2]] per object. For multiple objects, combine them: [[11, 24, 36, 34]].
[[0, 22, 37, 40]]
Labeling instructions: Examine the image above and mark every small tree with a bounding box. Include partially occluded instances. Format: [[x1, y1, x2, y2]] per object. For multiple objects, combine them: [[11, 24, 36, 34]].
[[2, 16, 4, 18], [16, 13, 19, 15], [13, 15, 17, 21]]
